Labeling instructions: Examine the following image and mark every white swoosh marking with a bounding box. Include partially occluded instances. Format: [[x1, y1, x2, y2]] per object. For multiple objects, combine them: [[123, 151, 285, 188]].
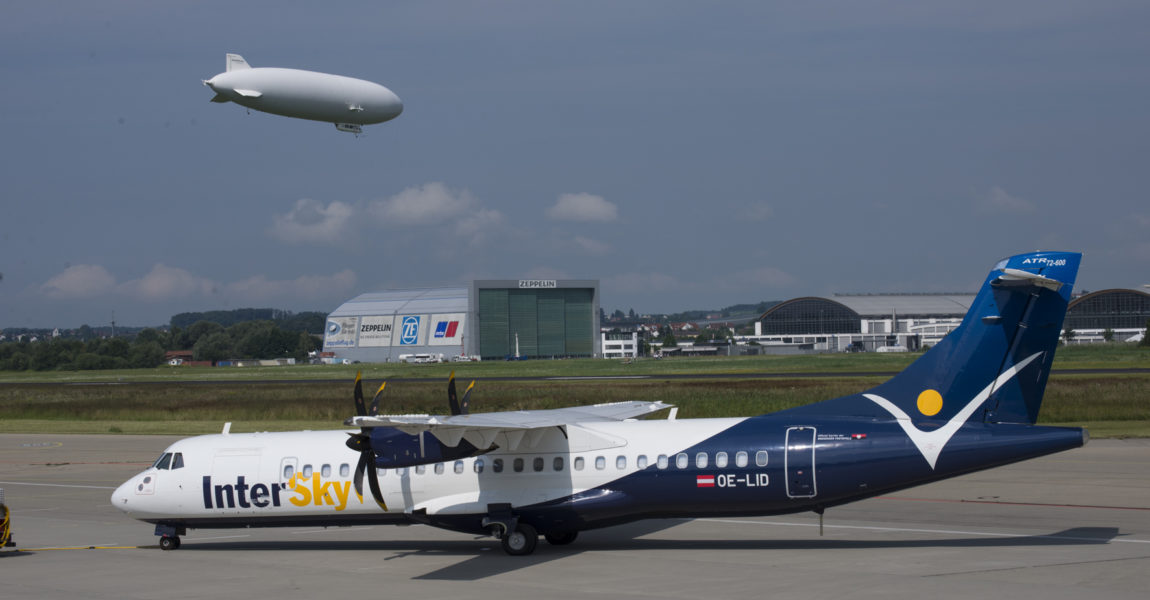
[[864, 352, 1043, 469]]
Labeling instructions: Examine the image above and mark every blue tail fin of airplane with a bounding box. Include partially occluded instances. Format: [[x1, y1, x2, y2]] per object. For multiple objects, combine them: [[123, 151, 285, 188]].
[[789, 251, 1081, 426]]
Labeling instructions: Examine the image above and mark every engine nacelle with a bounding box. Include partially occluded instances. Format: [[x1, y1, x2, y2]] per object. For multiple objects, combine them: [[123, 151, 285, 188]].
[[369, 427, 492, 469]]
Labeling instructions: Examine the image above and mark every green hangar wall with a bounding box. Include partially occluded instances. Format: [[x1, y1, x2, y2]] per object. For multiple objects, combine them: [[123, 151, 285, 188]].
[[471, 280, 600, 360]]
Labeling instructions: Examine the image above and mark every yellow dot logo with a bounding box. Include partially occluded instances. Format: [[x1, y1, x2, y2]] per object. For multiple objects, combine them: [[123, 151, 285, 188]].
[[917, 389, 943, 416]]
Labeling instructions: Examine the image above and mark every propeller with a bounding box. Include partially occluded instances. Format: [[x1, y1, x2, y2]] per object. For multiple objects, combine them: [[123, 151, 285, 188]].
[[447, 371, 475, 416], [345, 372, 387, 509]]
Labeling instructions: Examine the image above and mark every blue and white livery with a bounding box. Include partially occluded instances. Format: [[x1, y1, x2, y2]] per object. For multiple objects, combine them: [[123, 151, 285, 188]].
[[113, 251, 1087, 555]]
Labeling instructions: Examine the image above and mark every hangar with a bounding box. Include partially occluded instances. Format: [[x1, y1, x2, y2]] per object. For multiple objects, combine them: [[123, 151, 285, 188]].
[[323, 280, 600, 362], [1063, 288, 1150, 343], [748, 288, 1149, 352], [752, 293, 976, 352]]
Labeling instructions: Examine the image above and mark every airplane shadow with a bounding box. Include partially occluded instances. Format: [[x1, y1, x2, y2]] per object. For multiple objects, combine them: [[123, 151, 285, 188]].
[[177, 521, 1123, 581]]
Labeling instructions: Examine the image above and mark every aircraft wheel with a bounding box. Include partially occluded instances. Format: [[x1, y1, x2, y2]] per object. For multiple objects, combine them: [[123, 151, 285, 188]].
[[544, 531, 578, 546], [159, 535, 180, 551], [501, 523, 538, 556]]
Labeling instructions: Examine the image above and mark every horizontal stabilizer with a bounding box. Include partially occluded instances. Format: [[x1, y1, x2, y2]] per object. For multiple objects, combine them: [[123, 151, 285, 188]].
[[234, 88, 262, 98], [997, 268, 1063, 292], [209, 93, 230, 103]]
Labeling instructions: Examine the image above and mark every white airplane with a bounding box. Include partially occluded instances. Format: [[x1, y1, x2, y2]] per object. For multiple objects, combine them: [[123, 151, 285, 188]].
[[203, 54, 403, 134], [113, 251, 1088, 555]]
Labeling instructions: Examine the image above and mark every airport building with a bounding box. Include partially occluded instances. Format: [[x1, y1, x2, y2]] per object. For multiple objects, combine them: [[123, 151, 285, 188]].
[[745, 293, 975, 352], [323, 280, 600, 362], [1063, 288, 1150, 343], [740, 288, 1149, 352]]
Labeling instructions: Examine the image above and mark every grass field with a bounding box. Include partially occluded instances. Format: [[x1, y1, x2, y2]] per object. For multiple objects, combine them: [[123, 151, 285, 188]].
[[1, 343, 1146, 437]]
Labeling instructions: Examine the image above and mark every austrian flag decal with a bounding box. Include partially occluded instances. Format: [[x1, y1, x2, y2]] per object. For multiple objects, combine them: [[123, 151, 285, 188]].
[[696, 475, 715, 488]]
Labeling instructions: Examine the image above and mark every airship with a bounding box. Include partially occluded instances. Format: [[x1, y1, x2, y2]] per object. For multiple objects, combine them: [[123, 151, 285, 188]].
[[203, 54, 403, 134]]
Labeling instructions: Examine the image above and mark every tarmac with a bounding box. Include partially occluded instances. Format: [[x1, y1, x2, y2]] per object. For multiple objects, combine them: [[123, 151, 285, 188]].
[[1, 433, 1148, 600]]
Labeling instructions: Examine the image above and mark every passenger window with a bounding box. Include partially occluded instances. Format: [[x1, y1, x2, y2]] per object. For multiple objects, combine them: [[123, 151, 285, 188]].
[[553, 457, 564, 471], [474, 458, 485, 474], [493, 459, 504, 473], [716, 452, 728, 468], [735, 451, 748, 468], [283, 464, 294, 479], [616, 455, 627, 470], [153, 453, 172, 470], [321, 464, 332, 478], [657, 455, 669, 469], [756, 450, 768, 467], [696, 453, 708, 469], [302, 464, 313, 478], [513, 458, 524, 473], [171, 453, 184, 470], [454, 460, 464, 474], [340, 463, 350, 477], [574, 457, 585, 471], [396, 467, 408, 476], [533, 457, 544, 472], [675, 453, 688, 469], [637, 455, 648, 469], [415, 465, 426, 474], [595, 456, 606, 470], [434, 463, 444, 475]]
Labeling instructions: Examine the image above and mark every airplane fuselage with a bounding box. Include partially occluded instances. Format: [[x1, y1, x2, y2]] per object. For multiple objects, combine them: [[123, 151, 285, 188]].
[[112, 415, 1085, 536]]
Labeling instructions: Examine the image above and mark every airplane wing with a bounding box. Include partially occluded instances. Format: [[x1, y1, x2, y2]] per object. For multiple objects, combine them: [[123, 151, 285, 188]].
[[345, 401, 672, 451]]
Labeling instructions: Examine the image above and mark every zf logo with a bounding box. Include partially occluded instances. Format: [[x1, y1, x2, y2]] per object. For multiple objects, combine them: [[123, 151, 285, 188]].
[[400, 316, 421, 345]]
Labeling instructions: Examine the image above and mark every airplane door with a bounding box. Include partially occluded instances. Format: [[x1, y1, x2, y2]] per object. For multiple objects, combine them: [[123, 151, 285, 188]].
[[785, 427, 817, 499]]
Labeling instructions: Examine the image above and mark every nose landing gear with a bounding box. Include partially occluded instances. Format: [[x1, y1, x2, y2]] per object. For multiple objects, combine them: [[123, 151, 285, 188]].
[[155, 523, 186, 551]]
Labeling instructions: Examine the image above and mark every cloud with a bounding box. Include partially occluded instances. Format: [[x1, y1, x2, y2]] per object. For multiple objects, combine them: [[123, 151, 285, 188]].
[[573, 235, 611, 256], [39, 264, 117, 299], [547, 193, 619, 222], [225, 269, 357, 302], [120, 264, 216, 300], [36, 263, 357, 305], [979, 186, 1036, 214], [370, 182, 476, 226], [454, 208, 506, 246], [269, 199, 356, 245]]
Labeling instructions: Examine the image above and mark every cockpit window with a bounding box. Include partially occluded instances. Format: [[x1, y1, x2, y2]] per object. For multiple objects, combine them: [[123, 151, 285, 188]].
[[171, 452, 184, 469], [152, 452, 173, 470]]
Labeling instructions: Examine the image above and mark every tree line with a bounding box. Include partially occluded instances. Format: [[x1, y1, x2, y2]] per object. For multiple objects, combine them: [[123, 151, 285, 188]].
[[0, 320, 321, 371]]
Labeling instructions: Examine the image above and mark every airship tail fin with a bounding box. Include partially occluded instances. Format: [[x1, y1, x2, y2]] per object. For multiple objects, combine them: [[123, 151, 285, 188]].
[[226, 53, 251, 72]]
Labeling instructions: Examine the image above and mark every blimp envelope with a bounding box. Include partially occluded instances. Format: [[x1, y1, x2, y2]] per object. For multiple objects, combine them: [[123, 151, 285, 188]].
[[204, 54, 403, 134]]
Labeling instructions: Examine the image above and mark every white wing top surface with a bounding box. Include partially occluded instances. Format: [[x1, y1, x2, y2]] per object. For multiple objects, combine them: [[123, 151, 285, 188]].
[[346, 401, 673, 450]]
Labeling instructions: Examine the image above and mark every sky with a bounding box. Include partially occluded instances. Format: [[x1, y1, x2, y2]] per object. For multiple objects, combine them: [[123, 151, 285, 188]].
[[3, 1, 1149, 328]]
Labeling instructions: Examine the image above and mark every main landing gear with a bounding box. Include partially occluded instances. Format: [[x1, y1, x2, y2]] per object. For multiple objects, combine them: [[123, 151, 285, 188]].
[[482, 504, 580, 555], [500, 522, 537, 556], [159, 535, 182, 551]]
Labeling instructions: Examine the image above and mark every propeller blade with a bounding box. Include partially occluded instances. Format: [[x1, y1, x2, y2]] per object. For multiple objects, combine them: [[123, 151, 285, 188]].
[[460, 380, 475, 415], [353, 450, 368, 498], [369, 380, 386, 416], [366, 458, 387, 510], [353, 372, 366, 416], [447, 371, 460, 416]]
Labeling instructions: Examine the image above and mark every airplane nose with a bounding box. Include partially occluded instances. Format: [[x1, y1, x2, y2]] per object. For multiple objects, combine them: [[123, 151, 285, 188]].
[[110, 480, 132, 513]]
